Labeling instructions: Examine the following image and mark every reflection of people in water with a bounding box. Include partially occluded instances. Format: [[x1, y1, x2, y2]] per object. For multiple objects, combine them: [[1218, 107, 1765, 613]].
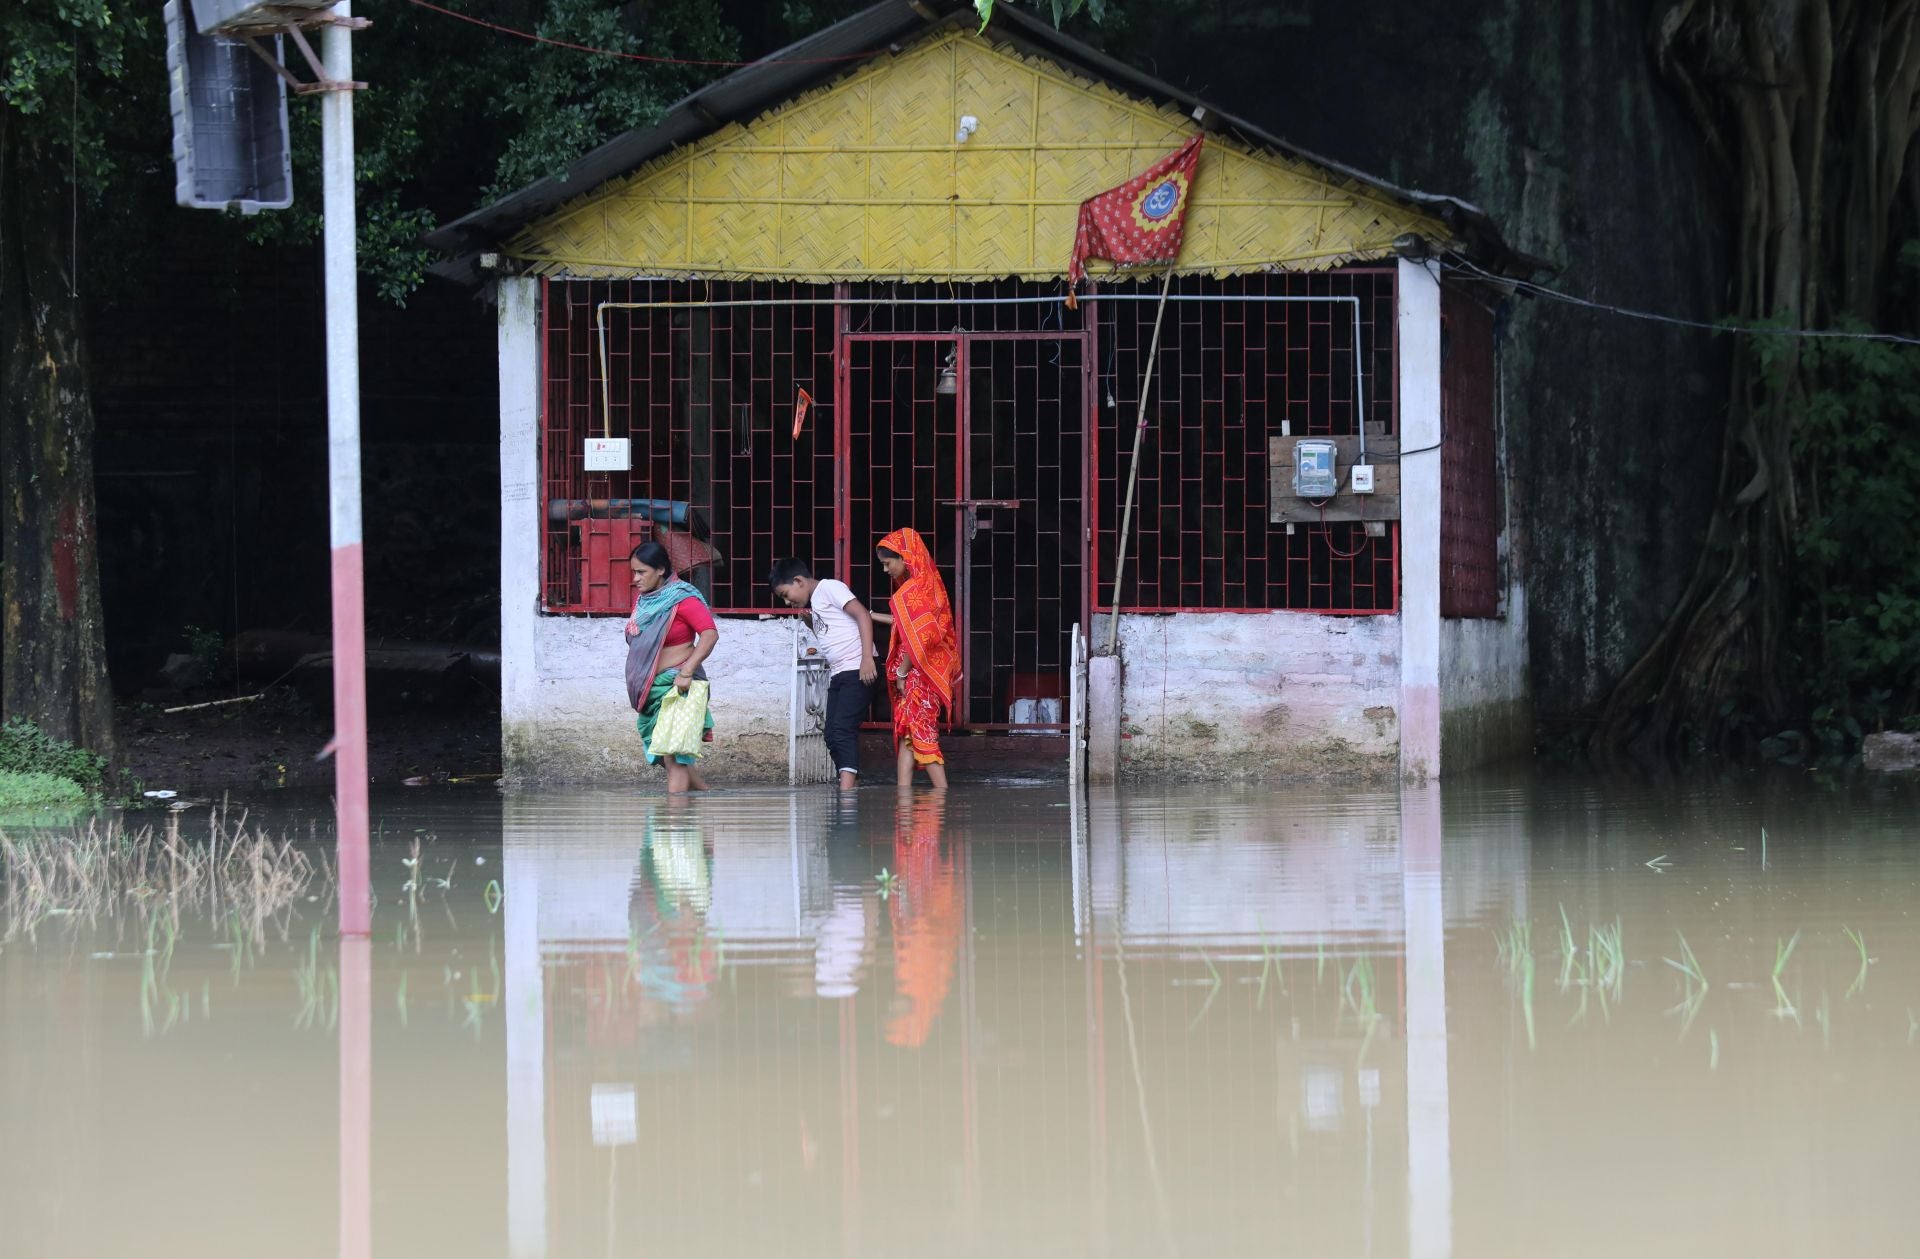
[[628, 809, 719, 1011], [886, 793, 962, 1048]]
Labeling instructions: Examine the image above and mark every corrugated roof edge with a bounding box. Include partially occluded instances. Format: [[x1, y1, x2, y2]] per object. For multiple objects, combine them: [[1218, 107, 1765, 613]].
[[423, 0, 1545, 287]]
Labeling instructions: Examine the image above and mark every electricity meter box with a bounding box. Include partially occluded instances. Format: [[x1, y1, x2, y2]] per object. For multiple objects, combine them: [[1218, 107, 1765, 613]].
[[1292, 439, 1338, 499]]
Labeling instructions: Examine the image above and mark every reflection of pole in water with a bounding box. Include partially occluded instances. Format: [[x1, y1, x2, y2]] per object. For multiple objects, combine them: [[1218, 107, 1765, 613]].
[[958, 838, 980, 1225], [1070, 786, 1089, 944], [838, 998, 860, 1259], [1113, 925, 1178, 1259], [505, 837, 547, 1258], [1084, 787, 1114, 1250], [590, 1085, 637, 1259], [338, 936, 371, 1259], [1402, 785, 1452, 1259]]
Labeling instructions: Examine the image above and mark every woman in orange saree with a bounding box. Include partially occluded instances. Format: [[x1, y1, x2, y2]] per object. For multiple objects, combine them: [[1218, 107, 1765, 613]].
[[870, 527, 959, 789]]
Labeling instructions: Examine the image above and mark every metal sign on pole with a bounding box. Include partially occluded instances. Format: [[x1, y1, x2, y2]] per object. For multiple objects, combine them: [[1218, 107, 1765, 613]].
[[168, 0, 372, 938]]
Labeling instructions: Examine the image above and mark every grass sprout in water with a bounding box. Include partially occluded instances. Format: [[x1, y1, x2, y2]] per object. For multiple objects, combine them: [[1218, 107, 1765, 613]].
[[1556, 905, 1579, 991], [1842, 926, 1871, 998], [294, 925, 339, 1032], [1540, 907, 1624, 1026], [1663, 930, 1710, 1037], [1187, 949, 1224, 1030], [459, 936, 503, 1039], [139, 913, 189, 1038], [1579, 918, 1626, 1023], [1770, 931, 1802, 1023], [1494, 918, 1537, 1051], [1, 809, 314, 949], [1253, 928, 1286, 1009], [1342, 958, 1382, 1063]]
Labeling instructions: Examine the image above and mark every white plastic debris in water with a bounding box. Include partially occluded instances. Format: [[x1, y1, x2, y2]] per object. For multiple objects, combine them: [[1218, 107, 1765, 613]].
[[143, 790, 178, 800]]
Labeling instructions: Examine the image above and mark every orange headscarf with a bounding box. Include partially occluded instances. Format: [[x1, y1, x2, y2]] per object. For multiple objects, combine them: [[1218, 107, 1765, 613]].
[[879, 527, 961, 714]]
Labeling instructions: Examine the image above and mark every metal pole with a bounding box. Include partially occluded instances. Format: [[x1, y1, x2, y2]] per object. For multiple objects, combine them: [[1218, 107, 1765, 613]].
[[321, 1, 369, 936], [1104, 268, 1177, 656]]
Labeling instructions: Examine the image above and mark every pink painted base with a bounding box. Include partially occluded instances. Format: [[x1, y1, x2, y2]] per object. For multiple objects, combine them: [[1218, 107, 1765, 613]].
[[332, 541, 371, 935]]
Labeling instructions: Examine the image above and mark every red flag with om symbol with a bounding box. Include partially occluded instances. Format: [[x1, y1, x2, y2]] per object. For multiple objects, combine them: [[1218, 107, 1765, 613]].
[[1065, 134, 1204, 308]]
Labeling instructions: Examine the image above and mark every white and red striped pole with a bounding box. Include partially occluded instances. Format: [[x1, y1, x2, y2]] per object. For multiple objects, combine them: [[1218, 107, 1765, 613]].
[[321, 1, 370, 937]]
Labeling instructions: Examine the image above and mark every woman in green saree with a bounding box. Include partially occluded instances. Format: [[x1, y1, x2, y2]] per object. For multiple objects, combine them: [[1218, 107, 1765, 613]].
[[623, 541, 719, 794]]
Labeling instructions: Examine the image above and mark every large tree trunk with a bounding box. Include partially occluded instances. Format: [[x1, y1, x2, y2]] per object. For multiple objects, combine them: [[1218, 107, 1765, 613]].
[[0, 108, 116, 760], [1597, 0, 1920, 760]]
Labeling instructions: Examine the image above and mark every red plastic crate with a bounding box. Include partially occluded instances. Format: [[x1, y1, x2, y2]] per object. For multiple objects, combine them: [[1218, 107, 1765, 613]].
[[574, 519, 642, 613]]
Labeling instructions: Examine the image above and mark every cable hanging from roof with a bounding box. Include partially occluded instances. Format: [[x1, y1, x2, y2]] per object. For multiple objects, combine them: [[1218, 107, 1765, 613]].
[[1444, 252, 1920, 348], [403, 0, 888, 67]]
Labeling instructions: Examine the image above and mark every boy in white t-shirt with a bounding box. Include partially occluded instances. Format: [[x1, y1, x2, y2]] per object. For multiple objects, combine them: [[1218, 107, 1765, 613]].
[[771, 558, 878, 789]]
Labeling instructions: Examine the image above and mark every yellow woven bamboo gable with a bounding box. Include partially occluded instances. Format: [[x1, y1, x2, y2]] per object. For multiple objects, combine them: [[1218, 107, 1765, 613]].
[[508, 28, 1447, 280]]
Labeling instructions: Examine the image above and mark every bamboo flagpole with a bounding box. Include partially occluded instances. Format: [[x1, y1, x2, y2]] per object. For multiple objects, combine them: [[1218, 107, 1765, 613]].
[[1104, 267, 1177, 656], [1061, 135, 1204, 656]]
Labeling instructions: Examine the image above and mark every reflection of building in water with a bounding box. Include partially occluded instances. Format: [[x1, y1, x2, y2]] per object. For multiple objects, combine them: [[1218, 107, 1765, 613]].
[[1084, 787, 1527, 954], [501, 785, 1524, 1259]]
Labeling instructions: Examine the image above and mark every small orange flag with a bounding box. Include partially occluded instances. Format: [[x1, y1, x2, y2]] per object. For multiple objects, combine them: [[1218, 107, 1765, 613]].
[[791, 388, 814, 440]]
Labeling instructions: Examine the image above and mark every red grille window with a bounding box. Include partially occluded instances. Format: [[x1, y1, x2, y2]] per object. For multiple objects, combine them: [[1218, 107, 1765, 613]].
[[542, 279, 838, 613], [1440, 287, 1500, 618], [1092, 269, 1399, 613], [538, 272, 1401, 621]]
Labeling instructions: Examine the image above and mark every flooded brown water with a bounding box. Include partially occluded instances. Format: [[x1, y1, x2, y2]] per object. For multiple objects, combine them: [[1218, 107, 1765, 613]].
[[3, 773, 1918, 1259]]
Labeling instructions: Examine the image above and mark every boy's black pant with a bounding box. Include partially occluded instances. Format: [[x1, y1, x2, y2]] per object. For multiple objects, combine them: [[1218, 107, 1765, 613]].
[[825, 671, 874, 777]]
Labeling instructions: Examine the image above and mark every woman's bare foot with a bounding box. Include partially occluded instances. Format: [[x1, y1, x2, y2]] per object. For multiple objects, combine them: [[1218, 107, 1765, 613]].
[[926, 762, 948, 791]]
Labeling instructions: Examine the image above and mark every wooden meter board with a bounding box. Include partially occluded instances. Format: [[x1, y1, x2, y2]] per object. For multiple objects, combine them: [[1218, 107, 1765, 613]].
[[1268, 432, 1401, 526]]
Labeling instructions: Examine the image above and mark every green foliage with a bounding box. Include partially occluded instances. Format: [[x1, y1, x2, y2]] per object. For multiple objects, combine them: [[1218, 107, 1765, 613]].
[[1, 0, 156, 219], [180, 625, 228, 689], [1749, 277, 1920, 759], [0, 718, 109, 792], [976, 0, 1108, 29], [0, 770, 89, 810], [242, 0, 740, 303], [486, 1, 737, 198]]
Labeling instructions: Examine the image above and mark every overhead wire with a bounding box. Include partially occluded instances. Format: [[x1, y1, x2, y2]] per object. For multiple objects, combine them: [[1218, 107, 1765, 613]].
[[401, 0, 887, 67], [1443, 251, 1920, 347]]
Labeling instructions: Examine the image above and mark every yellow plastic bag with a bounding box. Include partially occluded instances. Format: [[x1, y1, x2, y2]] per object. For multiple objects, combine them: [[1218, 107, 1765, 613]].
[[649, 679, 711, 760]]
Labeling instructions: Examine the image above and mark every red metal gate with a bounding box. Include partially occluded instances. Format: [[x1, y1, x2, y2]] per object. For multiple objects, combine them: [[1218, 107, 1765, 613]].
[[842, 333, 1090, 730]]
